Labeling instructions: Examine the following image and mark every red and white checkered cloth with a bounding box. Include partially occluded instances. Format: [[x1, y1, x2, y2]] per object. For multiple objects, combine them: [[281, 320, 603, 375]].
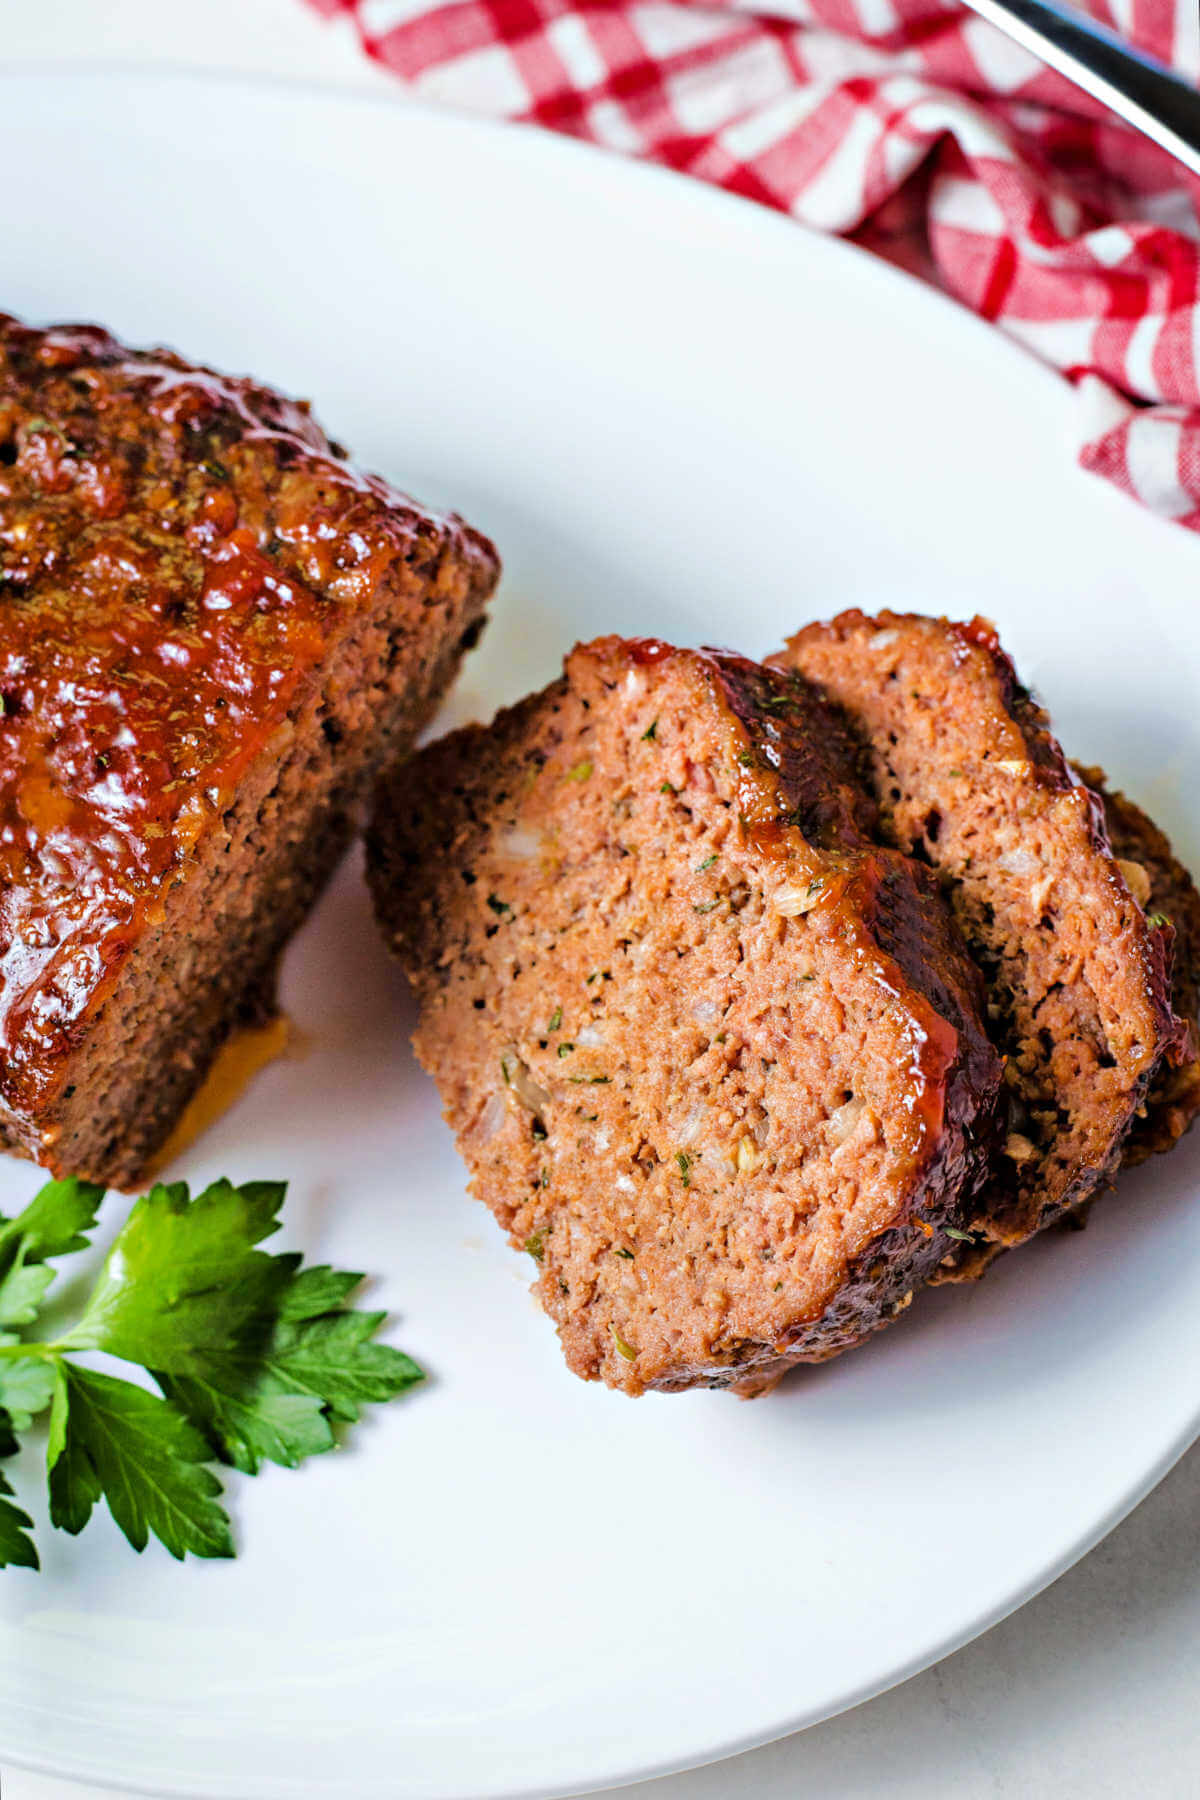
[[309, 0, 1200, 529]]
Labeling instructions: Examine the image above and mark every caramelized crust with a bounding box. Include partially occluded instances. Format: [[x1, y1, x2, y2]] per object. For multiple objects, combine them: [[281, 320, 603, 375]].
[[1076, 768, 1200, 1162], [0, 315, 499, 1181], [369, 638, 1000, 1395], [773, 610, 1189, 1273]]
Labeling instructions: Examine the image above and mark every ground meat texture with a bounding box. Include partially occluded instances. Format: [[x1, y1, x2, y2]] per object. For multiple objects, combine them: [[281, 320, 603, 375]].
[[368, 638, 1001, 1396], [1075, 768, 1200, 1163], [772, 611, 1187, 1275], [0, 315, 499, 1187]]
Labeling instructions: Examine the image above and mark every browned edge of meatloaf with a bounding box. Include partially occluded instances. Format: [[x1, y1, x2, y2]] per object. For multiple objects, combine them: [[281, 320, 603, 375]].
[[368, 636, 1001, 1395], [1076, 766, 1200, 1164], [771, 609, 1185, 1279], [6, 542, 494, 1191]]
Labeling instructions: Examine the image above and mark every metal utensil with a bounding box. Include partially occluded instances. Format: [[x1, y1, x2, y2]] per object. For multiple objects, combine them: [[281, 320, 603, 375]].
[[961, 0, 1200, 177]]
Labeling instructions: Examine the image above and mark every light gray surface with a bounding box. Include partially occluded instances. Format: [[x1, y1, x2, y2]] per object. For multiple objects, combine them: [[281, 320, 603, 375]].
[[2, 4, 1198, 1797]]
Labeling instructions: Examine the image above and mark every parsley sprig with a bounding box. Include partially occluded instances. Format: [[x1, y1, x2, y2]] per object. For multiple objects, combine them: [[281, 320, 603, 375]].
[[0, 1175, 422, 1568]]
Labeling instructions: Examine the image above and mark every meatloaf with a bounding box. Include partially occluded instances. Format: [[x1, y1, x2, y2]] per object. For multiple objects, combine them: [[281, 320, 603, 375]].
[[368, 637, 1002, 1395], [1077, 770, 1200, 1164], [0, 314, 499, 1187], [772, 610, 1195, 1274]]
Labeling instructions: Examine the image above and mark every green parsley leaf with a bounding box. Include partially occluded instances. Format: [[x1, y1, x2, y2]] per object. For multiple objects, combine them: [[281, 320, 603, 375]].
[[0, 1466, 37, 1571], [154, 1375, 332, 1477], [0, 1176, 104, 1265], [0, 1173, 423, 1569], [47, 1364, 234, 1561], [275, 1265, 365, 1322], [0, 1348, 57, 1432], [62, 1179, 291, 1372], [240, 1310, 423, 1427], [0, 1253, 55, 1329]]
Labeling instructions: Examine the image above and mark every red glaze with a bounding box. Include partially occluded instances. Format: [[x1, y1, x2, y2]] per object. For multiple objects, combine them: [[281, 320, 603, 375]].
[[0, 316, 497, 1116]]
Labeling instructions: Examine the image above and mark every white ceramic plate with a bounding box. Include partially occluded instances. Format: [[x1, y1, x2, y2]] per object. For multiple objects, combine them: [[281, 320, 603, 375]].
[[0, 66, 1197, 1800]]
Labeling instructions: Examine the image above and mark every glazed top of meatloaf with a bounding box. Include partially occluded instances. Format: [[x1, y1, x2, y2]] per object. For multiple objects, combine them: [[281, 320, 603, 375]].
[[773, 609, 1187, 1255], [370, 637, 1002, 1394], [0, 314, 499, 1116]]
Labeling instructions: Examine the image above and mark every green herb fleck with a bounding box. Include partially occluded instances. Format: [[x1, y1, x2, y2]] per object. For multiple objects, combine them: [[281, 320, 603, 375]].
[[1147, 912, 1169, 928], [774, 1281, 783, 1293], [610, 1325, 638, 1361], [568, 1074, 610, 1085], [693, 898, 722, 915], [500, 1057, 512, 1086], [201, 457, 229, 482], [948, 767, 962, 778], [676, 1152, 692, 1188], [695, 854, 717, 872], [547, 1006, 563, 1033], [641, 719, 658, 741], [565, 760, 593, 782], [660, 781, 677, 795], [540, 1168, 550, 1189], [557, 1043, 574, 1058], [585, 969, 611, 985], [486, 893, 512, 918], [614, 1247, 635, 1260], [945, 1227, 975, 1242], [737, 750, 754, 767], [524, 1230, 545, 1262]]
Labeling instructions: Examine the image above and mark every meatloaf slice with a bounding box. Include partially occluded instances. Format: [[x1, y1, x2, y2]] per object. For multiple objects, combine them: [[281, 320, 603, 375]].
[[368, 637, 1001, 1395], [772, 611, 1190, 1273], [0, 314, 499, 1187], [1076, 770, 1200, 1163]]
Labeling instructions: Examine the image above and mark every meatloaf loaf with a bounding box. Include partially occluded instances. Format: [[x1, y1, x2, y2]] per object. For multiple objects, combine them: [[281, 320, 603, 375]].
[[1078, 770, 1200, 1165], [0, 314, 499, 1187], [772, 610, 1196, 1274], [368, 637, 1002, 1395]]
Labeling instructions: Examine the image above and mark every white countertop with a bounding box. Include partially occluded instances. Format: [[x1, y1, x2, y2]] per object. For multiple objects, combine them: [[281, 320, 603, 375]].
[[2, 4, 1198, 1797]]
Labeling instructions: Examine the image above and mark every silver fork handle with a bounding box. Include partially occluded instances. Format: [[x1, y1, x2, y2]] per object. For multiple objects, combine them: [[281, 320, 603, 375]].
[[963, 0, 1200, 178]]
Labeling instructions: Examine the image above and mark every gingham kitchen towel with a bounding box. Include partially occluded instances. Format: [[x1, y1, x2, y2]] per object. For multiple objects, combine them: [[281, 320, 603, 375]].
[[309, 0, 1200, 530]]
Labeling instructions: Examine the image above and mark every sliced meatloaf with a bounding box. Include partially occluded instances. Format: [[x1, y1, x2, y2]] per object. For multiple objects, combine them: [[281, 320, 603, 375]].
[[0, 314, 499, 1187], [772, 611, 1192, 1274], [1076, 770, 1200, 1164], [368, 637, 1001, 1395]]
